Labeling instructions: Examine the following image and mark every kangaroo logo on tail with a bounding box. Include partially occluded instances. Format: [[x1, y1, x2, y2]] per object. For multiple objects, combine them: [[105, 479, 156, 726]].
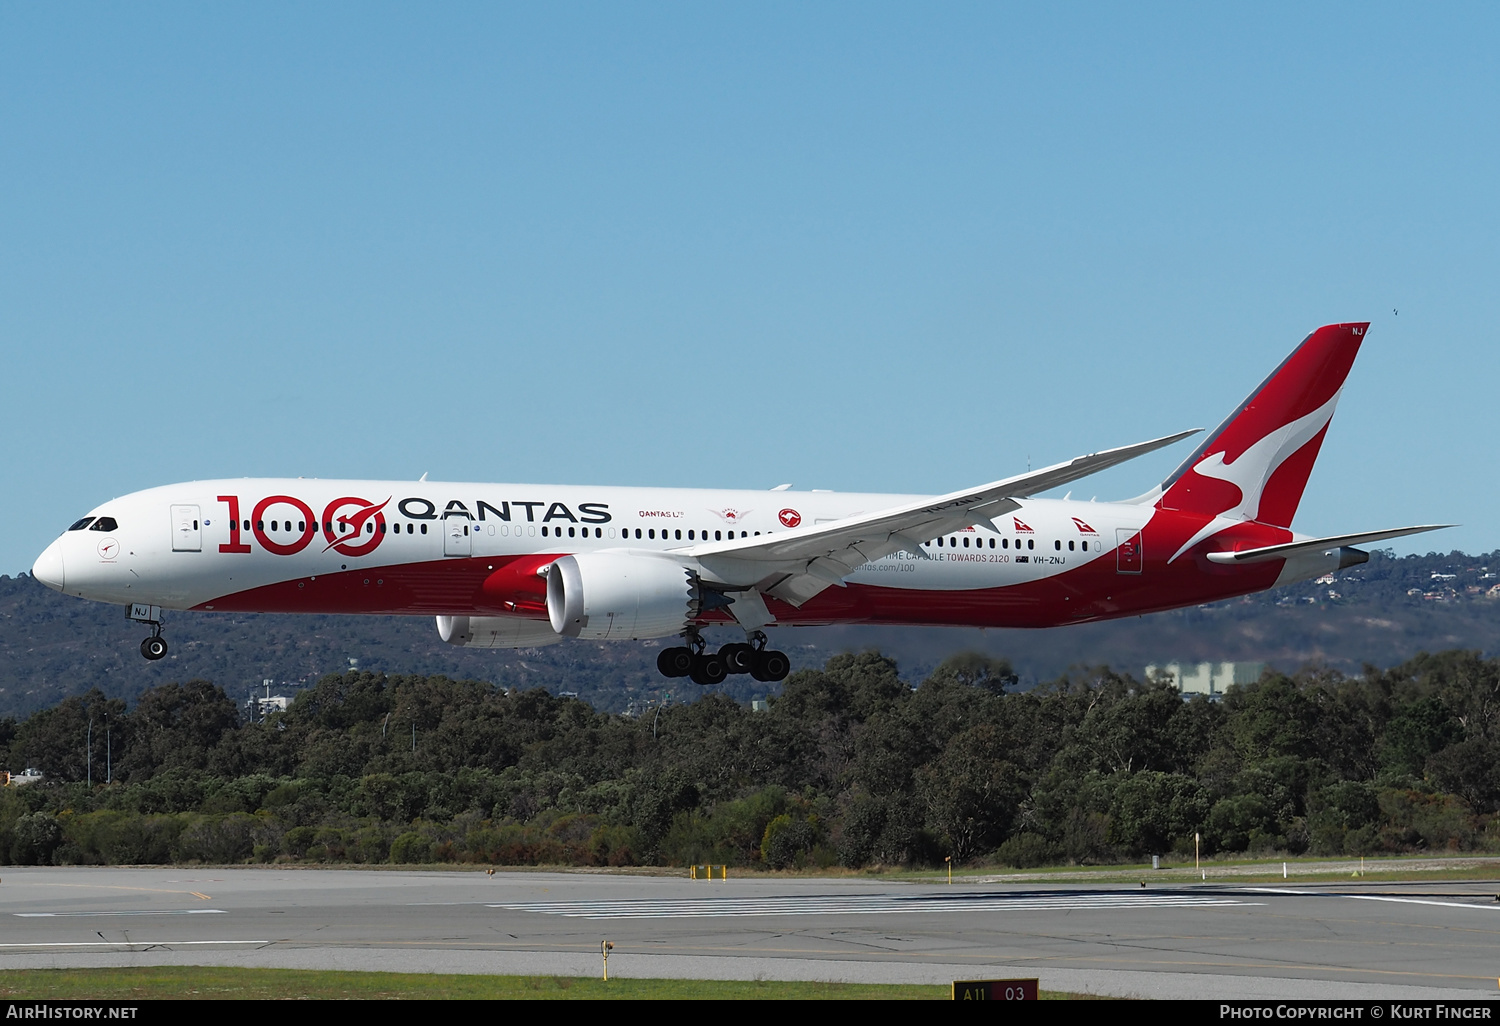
[[1160, 323, 1367, 561]]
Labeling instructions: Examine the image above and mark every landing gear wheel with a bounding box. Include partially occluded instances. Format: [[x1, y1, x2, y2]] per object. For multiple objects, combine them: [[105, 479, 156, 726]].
[[140, 636, 168, 661], [690, 652, 728, 686], [751, 650, 790, 682], [720, 643, 756, 675], [657, 646, 694, 678]]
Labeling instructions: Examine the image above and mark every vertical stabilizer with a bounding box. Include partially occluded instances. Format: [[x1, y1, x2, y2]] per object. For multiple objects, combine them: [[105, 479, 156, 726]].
[[1158, 322, 1367, 529]]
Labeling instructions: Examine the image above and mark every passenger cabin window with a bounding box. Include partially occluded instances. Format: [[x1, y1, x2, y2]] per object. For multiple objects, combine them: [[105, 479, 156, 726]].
[[68, 517, 95, 531], [90, 517, 118, 532]]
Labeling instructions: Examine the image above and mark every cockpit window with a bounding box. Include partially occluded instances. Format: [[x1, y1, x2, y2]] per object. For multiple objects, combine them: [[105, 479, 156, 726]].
[[89, 517, 119, 532], [68, 517, 95, 531]]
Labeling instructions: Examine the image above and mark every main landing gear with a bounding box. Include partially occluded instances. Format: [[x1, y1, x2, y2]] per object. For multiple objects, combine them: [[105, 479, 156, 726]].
[[657, 630, 790, 685], [128, 604, 169, 661]]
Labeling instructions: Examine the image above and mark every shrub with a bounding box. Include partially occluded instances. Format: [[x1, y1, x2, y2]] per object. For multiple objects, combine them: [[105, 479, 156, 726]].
[[761, 813, 817, 870], [282, 825, 317, 858], [390, 831, 433, 864], [996, 832, 1059, 869], [172, 813, 258, 863], [10, 812, 62, 865], [1208, 794, 1278, 853]]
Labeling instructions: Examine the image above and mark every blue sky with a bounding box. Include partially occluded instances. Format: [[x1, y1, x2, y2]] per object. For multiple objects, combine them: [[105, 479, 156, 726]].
[[2, 4, 1496, 574]]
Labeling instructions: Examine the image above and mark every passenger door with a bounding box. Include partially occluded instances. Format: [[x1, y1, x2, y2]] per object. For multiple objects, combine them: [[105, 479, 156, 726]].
[[443, 517, 472, 557], [170, 505, 202, 552]]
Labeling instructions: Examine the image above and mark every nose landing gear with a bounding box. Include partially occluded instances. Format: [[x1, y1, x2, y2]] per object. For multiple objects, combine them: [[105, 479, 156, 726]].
[[128, 604, 169, 661], [656, 628, 790, 684]]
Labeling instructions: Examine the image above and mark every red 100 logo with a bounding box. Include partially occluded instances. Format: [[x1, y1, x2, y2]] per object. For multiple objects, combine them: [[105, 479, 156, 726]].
[[217, 495, 390, 557]]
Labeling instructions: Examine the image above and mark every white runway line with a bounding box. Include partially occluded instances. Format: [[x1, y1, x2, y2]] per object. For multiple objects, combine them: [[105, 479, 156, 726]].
[[1251, 887, 1500, 912], [15, 909, 228, 917], [491, 892, 1264, 920]]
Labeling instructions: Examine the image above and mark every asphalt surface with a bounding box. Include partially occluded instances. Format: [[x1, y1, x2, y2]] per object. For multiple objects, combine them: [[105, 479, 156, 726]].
[[2, 867, 1499, 999]]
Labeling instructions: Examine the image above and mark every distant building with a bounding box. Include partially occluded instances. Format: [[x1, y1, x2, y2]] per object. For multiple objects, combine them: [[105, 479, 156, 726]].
[[1145, 661, 1265, 700], [245, 693, 290, 720], [246, 680, 291, 721]]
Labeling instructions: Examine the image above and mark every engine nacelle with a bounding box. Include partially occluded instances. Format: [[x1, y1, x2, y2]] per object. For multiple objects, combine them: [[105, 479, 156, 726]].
[[546, 553, 696, 640], [436, 615, 563, 649]]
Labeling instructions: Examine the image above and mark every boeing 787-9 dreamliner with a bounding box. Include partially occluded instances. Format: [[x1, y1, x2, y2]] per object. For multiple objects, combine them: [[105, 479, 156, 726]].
[[33, 323, 1448, 684]]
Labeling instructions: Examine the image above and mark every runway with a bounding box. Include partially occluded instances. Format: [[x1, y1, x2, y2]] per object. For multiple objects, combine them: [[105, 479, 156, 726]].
[[1, 867, 1497, 999]]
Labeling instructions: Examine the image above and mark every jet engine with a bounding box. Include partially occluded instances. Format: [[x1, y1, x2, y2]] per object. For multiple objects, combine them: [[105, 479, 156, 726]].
[[436, 615, 563, 649], [546, 553, 697, 640]]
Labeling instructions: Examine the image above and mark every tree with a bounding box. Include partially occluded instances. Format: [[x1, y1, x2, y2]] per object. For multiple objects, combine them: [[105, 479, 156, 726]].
[[1109, 771, 1209, 855], [1223, 674, 1325, 762], [117, 680, 240, 781], [13, 689, 126, 782], [926, 652, 1017, 694], [1378, 696, 1459, 780], [917, 724, 1024, 862]]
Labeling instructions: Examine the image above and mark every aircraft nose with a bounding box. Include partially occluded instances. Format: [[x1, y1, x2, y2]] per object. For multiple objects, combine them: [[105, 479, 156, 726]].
[[33, 539, 65, 593]]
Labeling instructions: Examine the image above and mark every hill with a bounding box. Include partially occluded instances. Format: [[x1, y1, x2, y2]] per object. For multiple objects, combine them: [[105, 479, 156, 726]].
[[0, 549, 1495, 718]]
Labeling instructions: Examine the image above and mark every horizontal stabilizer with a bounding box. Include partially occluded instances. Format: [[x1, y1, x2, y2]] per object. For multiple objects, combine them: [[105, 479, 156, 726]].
[[1205, 525, 1455, 564]]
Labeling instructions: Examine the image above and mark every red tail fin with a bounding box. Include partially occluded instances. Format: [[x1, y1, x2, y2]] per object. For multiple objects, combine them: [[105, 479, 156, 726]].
[[1159, 322, 1367, 528]]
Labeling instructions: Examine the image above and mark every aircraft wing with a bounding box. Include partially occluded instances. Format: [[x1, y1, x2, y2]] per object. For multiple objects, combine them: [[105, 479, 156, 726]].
[[686, 429, 1199, 607], [1204, 525, 1455, 564]]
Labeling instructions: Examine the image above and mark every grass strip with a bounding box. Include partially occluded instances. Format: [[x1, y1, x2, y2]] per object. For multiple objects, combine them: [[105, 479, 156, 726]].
[[0, 966, 979, 1000]]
